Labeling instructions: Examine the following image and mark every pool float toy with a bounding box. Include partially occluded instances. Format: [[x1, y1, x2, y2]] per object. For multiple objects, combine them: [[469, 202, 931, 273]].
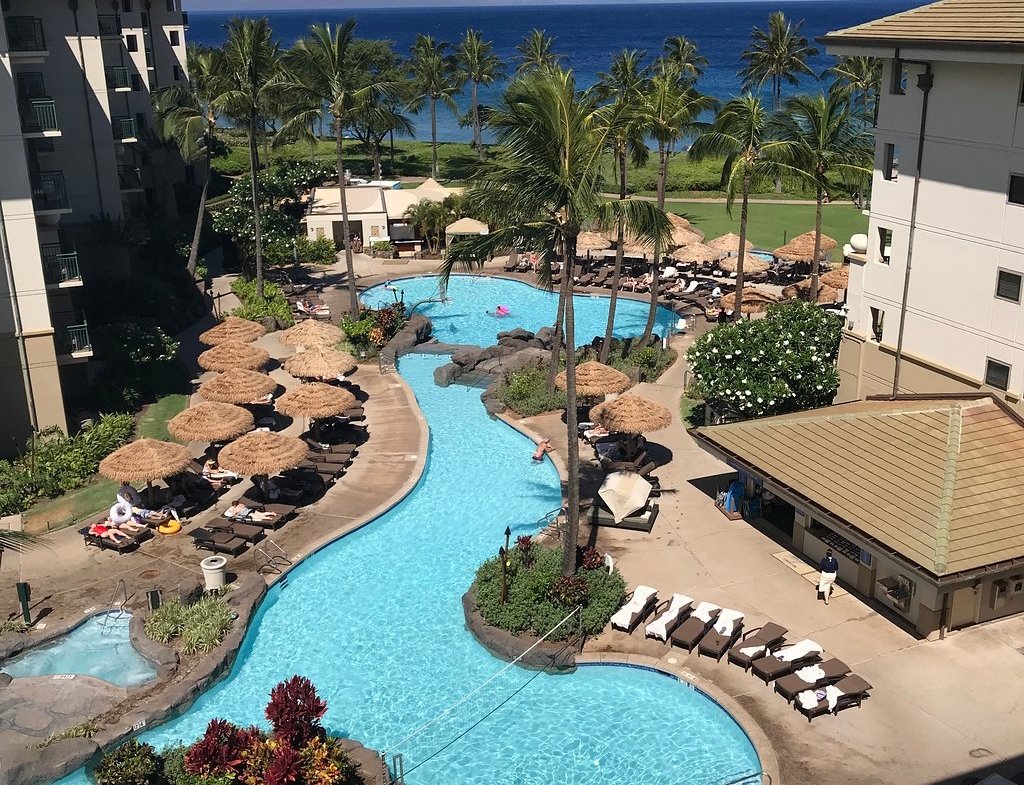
[[495, 305, 510, 317], [110, 503, 133, 525], [158, 520, 182, 535]]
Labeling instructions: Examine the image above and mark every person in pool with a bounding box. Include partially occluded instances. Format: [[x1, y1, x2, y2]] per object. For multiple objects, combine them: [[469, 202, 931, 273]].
[[532, 439, 554, 461], [487, 305, 511, 317]]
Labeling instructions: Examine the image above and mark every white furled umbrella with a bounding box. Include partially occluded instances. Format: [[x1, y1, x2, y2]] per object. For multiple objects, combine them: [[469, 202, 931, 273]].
[[598, 471, 654, 523]]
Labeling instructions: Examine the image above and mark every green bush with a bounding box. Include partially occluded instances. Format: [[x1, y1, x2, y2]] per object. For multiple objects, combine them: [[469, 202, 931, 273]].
[[36, 720, 100, 748], [0, 619, 27, 634], [230, 277, 294, 327], [159, 745, 208, 785], [496, 366, 567, 417], [94, 740, 160, 785], [144, 595, 233, 653]]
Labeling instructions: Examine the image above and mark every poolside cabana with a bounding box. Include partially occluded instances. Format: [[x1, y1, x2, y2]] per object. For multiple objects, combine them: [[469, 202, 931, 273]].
[[445, 217, 489, 245], [577, 231, 611, 253], [782, 279, 840, 304], [555, 361, 632, 398], [670, 243, 724, 265], [278, 320, 344, 349], [707, 233, 752, 257], [275, 383, 358, 420], [590, 394, 672, 435], [820, 266, 850, 289], [719, 254, 770, 275], [283, 346, 358, 380], [719, 289, 779, 314], [99, 438, 193, 504], [217, 431, 309, 477], [773, 231, 837, 263]]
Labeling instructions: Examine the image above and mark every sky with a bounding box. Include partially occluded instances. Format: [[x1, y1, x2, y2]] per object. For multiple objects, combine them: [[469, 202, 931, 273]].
[[183, 0, 817, 10]]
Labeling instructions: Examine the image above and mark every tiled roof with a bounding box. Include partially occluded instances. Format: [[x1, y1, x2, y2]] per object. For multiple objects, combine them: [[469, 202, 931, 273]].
[[692, 396, 1024, 576]]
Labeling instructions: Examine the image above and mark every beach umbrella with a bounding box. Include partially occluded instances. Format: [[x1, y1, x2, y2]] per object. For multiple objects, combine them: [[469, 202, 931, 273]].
[[599, 471, 654, 523], [199, 315, 266, 346], [590, 394, 672, 435], [199, 368, 277, 404], [670, 225, 704, 247], [671, 243, 724, 265], [99, 438, 193, 504], [719, 254, 770, 275], [167, 402, 255, 444], [773, 231, 837, 263], [820, 266, 850, 289], [783, 279, 840, 304], [275, 383, 358, 420], [666, 212, 701, 233], [720, 289, 780, 314], [554, 361, 632, 397], [217, 431, 309, 477], [197, 340, 270, 372], [283, 346, 358, 380], [707, 233, 752, 256], [278, 319, 344, 348], [576, 231, 611, 252]]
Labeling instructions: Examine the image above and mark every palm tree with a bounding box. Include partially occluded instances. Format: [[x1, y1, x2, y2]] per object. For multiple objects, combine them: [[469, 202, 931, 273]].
[[826, 55, 882, 117], [215, 18, 280, 298], [441, 69, 669, 576], [346, 39, 413, 179], [279, 21, 397, 315], [404, 199, 448, 254], [593, 49, 651, 363], [0, 530, 39, 558], [768, 93, 872, 300], [408, 35, 464, 180], [661, 36, 708, 82], [689, 94, 775, 320], [456, 30, 505, 159], [738, 11, 819, 112], [515, 29, 565, 73]]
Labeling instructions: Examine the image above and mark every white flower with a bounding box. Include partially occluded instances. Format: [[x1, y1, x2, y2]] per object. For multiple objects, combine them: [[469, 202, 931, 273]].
[[757, 397, 763, 403], [816, 384, 823, 390], [712, 348, 718, 354], [725, 354, 733, 360]]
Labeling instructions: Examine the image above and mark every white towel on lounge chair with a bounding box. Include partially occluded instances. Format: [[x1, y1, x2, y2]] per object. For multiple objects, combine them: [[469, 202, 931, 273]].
[[611, 585, 658, 631], [797, 690, 820, 711], [692, 601, 720, 624], [825, 684, 843, 711], [712, 608, 744, 635], [773, 639, 822, 662], [644, 594, 693, 641], [794, 664, 825, 683], [739, 644, 767, 658]]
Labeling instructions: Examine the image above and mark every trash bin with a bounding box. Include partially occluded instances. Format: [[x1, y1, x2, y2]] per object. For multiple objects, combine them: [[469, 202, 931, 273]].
[[200, 555, 227, 591]]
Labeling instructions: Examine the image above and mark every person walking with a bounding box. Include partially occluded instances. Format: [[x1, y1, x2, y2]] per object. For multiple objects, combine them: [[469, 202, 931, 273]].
[[818, 549, 839, 604]]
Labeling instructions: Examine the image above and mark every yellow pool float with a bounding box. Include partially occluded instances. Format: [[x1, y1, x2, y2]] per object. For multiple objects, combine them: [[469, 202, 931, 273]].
[[157, 520, 182, 535]]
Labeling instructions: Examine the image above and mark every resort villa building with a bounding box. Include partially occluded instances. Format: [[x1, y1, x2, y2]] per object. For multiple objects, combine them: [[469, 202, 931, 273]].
[[693, 0, 1024, 639], [0, 0, 187, 449]]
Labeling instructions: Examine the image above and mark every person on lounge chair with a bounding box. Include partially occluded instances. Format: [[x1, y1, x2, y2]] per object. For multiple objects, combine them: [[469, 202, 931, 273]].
[[89, 523, 132, 542], [114, 518, 148, 533], [224, 502, 279, 522], [297, 298, 330, 315]]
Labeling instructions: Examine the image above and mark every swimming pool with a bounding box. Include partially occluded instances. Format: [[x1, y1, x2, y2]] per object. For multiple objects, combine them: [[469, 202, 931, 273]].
[[1, 611, 156, 688], [362, 275, 677, 348]]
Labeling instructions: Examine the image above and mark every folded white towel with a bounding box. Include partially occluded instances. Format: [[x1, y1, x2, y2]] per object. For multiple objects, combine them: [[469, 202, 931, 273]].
[[739, 644, 766, 658], [775, 639, 822, 662], [795, 664, 825, 683], [797, 690, 819, 711], [825, 684, 843, 711], [693, 601, 720, 623], [713, 609, 744, 635], [644, 594, 693, 641]]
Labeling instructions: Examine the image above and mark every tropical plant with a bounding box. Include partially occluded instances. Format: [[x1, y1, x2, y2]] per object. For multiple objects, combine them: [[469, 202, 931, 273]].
[[689, 93, 775, 319], [826, 55, 882, 117], [344, 39, 413, 179], [404, 198, 448, 254], [0, 618, 29, 633], [738, 11, 819, 111], [768, 92, 872, 298], [515, 29, 564, 73], [408, 35, 464, 179], [456, 29, 506, 158], [661, 35, 708, 82], [231, 276, 294, 326], [266, 675, 328, 748], [144, 595, 234, 653], [94, 740, 160, 785]]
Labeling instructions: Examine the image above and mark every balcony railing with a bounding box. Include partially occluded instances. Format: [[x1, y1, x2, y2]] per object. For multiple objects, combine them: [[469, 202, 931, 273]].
[[7, 17, 46, 52], [40, 245, 81, 285], [113, 116, 137, 140], [58, 322, 92, 355], [20, 98, 58, 133], [105, 67, 130, 90], [31, 171, 69, 211], [96, 15, 120, 36]]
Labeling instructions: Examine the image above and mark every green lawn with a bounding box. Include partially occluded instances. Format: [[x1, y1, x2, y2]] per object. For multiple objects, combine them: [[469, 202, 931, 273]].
[[136, 393, 190, 442], [23, 477, 119, 534]]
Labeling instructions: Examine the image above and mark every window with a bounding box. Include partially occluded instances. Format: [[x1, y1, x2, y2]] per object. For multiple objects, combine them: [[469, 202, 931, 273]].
[[870, 307, 885, 342], [126, 34, 138, 52], [172, 65, 182, 81], [1010, 174, 1024, 206], [986, 359, 1011, 391], [996, 270, 1022, 303], [891, 60, 908, 95], [166, 0, 175, 10], [122, 0, 133, 11], [16, 72, 45, 98], [883, 143, 899, 181], [877, 227, 893, 263], [135, 111, 147, 130], [130, 73, 142, 91], [169, 30, 179, 46]]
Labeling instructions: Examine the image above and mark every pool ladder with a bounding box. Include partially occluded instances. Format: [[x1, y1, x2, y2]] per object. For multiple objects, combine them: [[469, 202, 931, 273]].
[[537, 506, 567, 538], [100, 579, 133, 630], [257, 540, 292, 575]]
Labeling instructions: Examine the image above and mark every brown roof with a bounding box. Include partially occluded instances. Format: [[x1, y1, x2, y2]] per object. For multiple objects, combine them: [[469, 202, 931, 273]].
[[821, 0, 1024, 50], [691, 396, 1024, 577]]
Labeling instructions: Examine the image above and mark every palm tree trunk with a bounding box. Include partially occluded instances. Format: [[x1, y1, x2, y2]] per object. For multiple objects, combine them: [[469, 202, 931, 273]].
[[560, 236, 580, 578], [430, 97, 438, 179], [733, 171, 751, 321], [641, 155, 669, 344], [389, 129, 395, 173], [811, 184, 823, 303], [545, 261, 568, 394], [600, 149, 628, 363], [336, 113, 359, 315], [472, 80, 482, 159], [656, 142, 667, 208], [186, 133, 212, 280], [248, 118, 265, 299]]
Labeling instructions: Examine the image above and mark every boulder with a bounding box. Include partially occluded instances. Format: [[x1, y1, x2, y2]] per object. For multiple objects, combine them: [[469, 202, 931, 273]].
[[527, 339, 546, 350], [408, 313, 433, 344], [451, 348, 483, 368], [433, 363, 463, 388], [0, 737, 99, 785], [0, 673, 11, 689], [498, 348, 550, 374], [497, 328, 534, 342], [497, 336, 530, 351], [534, 326, 555, 347]]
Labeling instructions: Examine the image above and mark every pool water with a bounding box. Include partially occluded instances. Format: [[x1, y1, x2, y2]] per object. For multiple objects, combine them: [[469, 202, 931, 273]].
[[1, 611, 156, 688], [362, 275, 677, 348]]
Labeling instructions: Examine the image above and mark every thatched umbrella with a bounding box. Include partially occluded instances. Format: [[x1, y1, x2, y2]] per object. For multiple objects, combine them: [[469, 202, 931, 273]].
[[199, 368, 277, 404], [707, 233, 752, 256], [670, 225, 705, 247], [276, 383, 358, 420], [199, 315, 266, 346], [666, 213, 698, 232], [783, 279, 840, 304], [820, 266, 850, 289], [283, 345, 358, 379], [773, 231, 838, 263], [577, 231, 611, 252], [671, 243, 724, 265], [197, 341, 270, 372], [99, 438, 193, 504], [555, 361, 632, 397], [167, 402, 255, 444], [720, 289, 780, 314], [719, 254, 770, 275], [278, 320, 344, 348], [217, 431, 309, 477], [590, 394, 673, 435]]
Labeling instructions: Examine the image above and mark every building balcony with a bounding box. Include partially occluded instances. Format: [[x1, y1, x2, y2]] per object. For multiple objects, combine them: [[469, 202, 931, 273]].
[[105, 67, 131, 91], [31, 171, 71, 215], [40, 245, 82, 288], [113, 116, 138, 142], [56, 322, 93, 361], [20, 98, 60, 137], [97, 15, 121, 37], [6, 17, 47, 56], [117, 165, 143, 192]]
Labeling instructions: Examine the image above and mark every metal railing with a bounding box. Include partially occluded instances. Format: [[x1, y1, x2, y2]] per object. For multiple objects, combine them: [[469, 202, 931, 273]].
[[96, 15, 120, 36], [31, 171, 69, 211], [7, 17, 46, 51], [61, 323, 92, 354], [113, 116, 137, 140], [40, 245, 81, 285], [20, 99, 58, 133], [105, 66, 130, 90]]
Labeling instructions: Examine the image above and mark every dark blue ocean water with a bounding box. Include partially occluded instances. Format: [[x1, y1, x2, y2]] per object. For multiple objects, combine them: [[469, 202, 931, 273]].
[[186, 1, 915, 142]]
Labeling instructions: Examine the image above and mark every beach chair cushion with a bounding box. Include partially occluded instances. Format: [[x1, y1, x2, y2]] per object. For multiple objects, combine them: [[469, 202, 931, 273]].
[[645, 594, 694, 641]]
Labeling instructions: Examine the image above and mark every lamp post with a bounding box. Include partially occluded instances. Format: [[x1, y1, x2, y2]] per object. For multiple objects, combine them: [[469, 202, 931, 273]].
[[499, 546, 508, 605], [504, 525, 511, 554], [292, 237, 298, 266]]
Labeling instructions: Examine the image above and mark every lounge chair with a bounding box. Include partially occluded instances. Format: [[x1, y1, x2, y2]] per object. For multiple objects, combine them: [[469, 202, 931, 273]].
[[207, 519, 265, 544], [304, 436, 357, 456], [190, 527, 248, 556], [697, 608, 746, 661], [590, 267, 611, 287], [80, 524, 152, 553], [670, 601, 721, 651], [727, 622, 788, 671], [504, 257, 518, 272], [610, 585, 659, 633], [794, 674, 872, 721], [644, 594, 694, 642], [236, 499, 297, 528], [589, 502, 659, 533], [775, 658, 851, 703], [751, 639, 823, 683]]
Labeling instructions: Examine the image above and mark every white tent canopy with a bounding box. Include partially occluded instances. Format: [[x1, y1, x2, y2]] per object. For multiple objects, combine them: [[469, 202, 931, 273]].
[[598, 471, 653, 523], [446, 217, 489, 237]]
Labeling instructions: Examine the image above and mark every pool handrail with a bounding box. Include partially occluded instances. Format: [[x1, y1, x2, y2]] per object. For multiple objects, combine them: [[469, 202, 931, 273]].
[[101, 579, 131, 629]]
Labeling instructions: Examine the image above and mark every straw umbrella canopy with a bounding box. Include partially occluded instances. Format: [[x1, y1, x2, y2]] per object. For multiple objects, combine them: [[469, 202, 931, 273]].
[[773, 231, 838, 263], [577, 231, 611, 252], [197, 341, 270, 372], [666, 213, 698, 232], [167, 402, 254, 443], [199, 315, 266, 346], [783, 279, 840, 304], [589, 394, 672, 435], [670, 225, 705, 247], [217, 431, 309, 477], [99, 438, 194, 504], [820, 266, 850, 289], [199, 368, 277, 404], [719, 254, 770, 275], [671, 243, 724, 265], [283, 346, 358, 379], [707, 233, 752, 256], [555, 361, 632, 397], [278, 319, 344, 348], [720, 289, 780, 314], [275, 383, 358, 420]]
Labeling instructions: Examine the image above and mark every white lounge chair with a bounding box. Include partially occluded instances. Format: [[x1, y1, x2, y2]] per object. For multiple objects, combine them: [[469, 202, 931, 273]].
[[681, 279, 699, 294], [644, 593, 694, 641], [610, 585, 658, 634]]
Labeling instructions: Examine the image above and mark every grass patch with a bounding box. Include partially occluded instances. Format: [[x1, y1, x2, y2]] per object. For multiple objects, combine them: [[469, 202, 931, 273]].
[[680, 396, 705, 429], [22, 477, 120, 534], [136, 394, 189, 442]]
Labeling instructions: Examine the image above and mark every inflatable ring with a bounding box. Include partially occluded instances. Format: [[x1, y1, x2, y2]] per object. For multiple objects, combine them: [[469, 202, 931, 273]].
[[110, 503, 133, 525], [157, 520, 182, 535]]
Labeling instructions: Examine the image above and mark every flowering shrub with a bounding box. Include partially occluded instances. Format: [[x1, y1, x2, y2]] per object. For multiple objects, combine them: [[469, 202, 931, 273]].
[[549, 575, 588, 606], [686, 301, 842, 419], [579, 546, 603, 571]]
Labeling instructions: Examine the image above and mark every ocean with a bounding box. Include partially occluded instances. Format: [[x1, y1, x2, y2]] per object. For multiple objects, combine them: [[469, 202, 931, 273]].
[[186, 1, 916, 142]]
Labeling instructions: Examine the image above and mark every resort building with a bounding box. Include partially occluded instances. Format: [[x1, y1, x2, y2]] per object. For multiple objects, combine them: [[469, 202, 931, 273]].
[[820, 0, 1024, 408], [0, 0, 187, 448]]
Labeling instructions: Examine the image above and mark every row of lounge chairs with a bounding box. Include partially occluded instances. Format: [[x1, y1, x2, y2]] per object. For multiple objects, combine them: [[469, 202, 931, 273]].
[[610, 586, 872, 721]]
